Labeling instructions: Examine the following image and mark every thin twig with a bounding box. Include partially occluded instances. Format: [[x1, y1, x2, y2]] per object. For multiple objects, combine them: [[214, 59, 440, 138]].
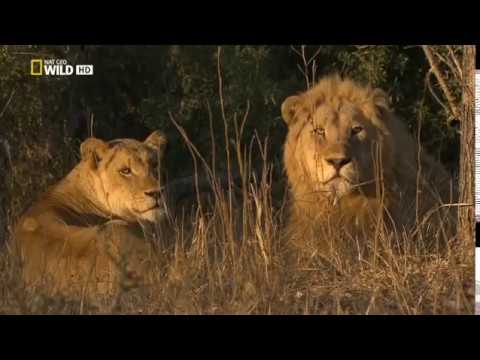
[[425, 69, 451, 117], [446, 45, 463, 80], [435, 49, 462, 82], [421, 45, 460, 122], [411, 203, 472, 239], [0, 89, 15, 119]]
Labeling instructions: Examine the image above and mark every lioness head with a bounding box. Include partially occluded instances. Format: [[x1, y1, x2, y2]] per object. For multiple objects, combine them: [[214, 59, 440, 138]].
[[80, 130, 168, 223], [281, 75, 398, 202]]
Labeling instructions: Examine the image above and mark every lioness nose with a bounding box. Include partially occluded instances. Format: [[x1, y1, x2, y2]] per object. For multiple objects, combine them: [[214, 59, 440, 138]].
[[326, 157, 351, 170], [145, 189, 163, 200]]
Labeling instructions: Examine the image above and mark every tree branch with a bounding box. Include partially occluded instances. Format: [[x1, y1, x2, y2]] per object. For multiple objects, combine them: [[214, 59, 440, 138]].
[[421, 45, 460, 123]]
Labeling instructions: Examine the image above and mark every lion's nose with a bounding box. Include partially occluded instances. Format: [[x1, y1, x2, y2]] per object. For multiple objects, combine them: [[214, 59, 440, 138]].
[[145, 189, 163, 201], [326, 157, 351, 170]]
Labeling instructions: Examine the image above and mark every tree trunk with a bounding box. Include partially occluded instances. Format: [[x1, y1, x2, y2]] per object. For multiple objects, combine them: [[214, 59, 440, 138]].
[[458, 45, 475, 249]]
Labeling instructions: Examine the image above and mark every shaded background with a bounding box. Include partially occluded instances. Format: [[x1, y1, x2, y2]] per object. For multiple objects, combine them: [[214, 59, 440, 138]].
[[0, 45, 462, 244]]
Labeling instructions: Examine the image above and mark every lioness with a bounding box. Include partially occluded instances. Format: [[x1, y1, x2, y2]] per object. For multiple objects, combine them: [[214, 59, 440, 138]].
[[13, 131, 168, 299], [281, 75, 454, 255]]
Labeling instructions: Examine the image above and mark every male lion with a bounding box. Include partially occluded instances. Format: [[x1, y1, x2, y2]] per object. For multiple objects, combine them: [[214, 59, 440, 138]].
[[13, 131, 168, 300], [281, 75, 454, 256]]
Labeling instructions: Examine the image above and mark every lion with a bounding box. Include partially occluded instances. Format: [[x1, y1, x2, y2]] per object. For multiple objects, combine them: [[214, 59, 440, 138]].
[[13, 130, 168, 300], [280, 75, 454, 256]]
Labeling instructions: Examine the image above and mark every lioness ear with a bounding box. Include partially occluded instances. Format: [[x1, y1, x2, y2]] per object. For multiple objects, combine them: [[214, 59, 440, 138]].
[[281, 95, 302, 126], [80, 137, 110, 166], [144, 130, 168, 153]]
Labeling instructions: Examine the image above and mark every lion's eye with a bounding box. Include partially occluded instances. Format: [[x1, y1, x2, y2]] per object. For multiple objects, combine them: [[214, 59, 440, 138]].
[[352, 126, 363, 135], [312, 127, 325, 136], [119, 167, 132, 176]]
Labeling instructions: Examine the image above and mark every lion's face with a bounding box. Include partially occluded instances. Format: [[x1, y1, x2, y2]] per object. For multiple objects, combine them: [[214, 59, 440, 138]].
[[282, 77, 394, 202], [80, 131, 168, 223], [293, 103, 383, 198]]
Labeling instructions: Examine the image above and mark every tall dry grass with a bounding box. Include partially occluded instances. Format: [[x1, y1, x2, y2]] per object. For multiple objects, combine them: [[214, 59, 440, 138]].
[[0, 111, 473, 314]]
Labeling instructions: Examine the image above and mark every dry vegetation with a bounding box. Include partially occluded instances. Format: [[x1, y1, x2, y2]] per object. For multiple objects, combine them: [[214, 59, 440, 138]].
[[0, 105, 474, 316], [0, 45, 475, 315]]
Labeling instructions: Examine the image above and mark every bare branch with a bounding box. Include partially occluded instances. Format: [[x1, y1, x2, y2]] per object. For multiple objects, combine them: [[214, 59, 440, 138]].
[[425, 69, 451, 117], [446, 45, 463, 80], [290, 45, 321, 89], [434, 48, 462, 82], [421, 45, 460, 122]]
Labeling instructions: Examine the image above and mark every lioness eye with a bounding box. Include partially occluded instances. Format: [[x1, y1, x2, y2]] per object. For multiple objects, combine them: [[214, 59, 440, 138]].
[[352, 126, 363, 135], [312, 127, 325, 136], [119, 167, 132, 176]]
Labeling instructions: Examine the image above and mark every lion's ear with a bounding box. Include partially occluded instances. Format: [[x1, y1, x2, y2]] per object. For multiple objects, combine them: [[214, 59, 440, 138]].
[[281, 95, 302, 126], [80, 137, 110, 167], [144, 130, 168, 153]]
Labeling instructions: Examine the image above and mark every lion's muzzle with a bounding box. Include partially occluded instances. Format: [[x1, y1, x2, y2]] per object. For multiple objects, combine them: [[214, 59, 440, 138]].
[[325, 156, 352, 171], [133, 187, 167, 222]]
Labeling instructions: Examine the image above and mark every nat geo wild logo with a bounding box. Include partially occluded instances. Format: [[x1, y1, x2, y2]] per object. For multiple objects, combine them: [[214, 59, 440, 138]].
[[30, 58, 94, 76]]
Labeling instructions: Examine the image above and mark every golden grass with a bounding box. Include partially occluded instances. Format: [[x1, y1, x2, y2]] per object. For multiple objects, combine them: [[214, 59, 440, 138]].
[[0, 112, 474, 315]]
